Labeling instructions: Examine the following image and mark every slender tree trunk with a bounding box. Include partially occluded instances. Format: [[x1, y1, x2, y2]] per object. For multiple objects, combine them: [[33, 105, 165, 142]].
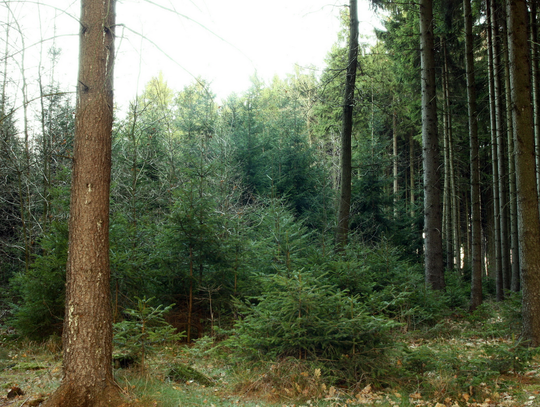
[[507, 0, 540, 346], [442, 48, 452, 268], [410, 129, 415, 218], [393, 107, 398, 217], [487, 0, 504, 300], [532, 0, 540, 211], [420, 0, 445, 289], [336, 0, 359, 249], [43, 0, 122, 405], [442, 40, 460, 271], [492, 0, 511, 292], [504, 10, 521, 291], [464, 0, 483, 310]]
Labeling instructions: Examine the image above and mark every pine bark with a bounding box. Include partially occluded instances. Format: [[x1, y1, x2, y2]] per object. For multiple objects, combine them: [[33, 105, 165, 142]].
[[491, 0, 511, 292], [464, 0, 483, 310], [507, 0, 540, 346], [503, 11, 521, 291], [532, 0, 540, 211], [43, 0, 122, 405], [487, 0, 504, 300], [336, 0, 359, 249], [420, 0, 445, 289]]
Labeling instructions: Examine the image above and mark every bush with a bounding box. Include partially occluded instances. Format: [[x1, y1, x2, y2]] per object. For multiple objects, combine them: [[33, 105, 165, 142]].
[[226, 271, 398, 383], [114, 296, 184, 371]]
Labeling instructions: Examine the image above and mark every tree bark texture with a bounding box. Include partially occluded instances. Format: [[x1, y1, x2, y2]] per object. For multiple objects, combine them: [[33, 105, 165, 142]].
[[420, 0, 445, 289], [464, 0, 483, 311], [487, 0, 504, 301], [336, 0, 359, 249], [491, 0, 511, 292], [532, 0, 540, 213], [507, 0, 540, 346], [43, 0, 122, 405], [503, 11, 520, 291]]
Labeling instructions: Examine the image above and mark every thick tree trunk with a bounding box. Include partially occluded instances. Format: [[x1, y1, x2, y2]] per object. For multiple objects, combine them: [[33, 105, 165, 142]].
[[507, 0, 540, 346], [464, 0, 483, 311], [420, 0, 445, 289], [43, 0, 122, 406], [336, 0, 359, 249]]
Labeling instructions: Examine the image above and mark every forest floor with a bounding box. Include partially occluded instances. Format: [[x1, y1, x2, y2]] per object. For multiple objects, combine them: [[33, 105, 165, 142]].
[[1, 312, 540, 407]]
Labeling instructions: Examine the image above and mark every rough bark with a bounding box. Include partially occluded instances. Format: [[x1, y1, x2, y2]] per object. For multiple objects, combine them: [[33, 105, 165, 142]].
[[336, 0, 359, 249], [491, 0, 511, 292], [420, 0, 445, 289], [464, 0, 483, 311], [43, 0, 123, 405], [442, 42, 452, 268], [487, 0, 504, 301], [507, 0, 540, 346], [503, 10, 520, 291], [532, 0, 540, 213]]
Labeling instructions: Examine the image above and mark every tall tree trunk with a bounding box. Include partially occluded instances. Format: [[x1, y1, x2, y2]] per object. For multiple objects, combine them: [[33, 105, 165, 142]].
[[442, 45, 452, 268], [43, 0, 122, 405], [410, 129, 415, 218], [442, 40, 460, 271], [532, 0, 540, 211], [420, 0, 445, 289], [487, 0, 504, 300], [393, 107, 398, 217], [336, 0, 359, 249], [504, 9, 521, 291], [492, 0, 511, 292], [507, 0, 540, 346], [464, 0, 483, 310]]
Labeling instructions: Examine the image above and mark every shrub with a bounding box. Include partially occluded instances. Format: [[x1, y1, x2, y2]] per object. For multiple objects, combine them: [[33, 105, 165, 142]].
[[114, 296, 184, 371], [226, 271, 398, 383]]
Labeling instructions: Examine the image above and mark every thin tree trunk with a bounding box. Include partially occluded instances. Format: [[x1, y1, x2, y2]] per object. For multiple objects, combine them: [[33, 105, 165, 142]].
[[487, 0, 504, 301], [420, 0, 445, 289], [442, 46, 452, 268], [410, 129, 415, 218], [464, 0, 483, 310], [504, 9, 521, 291], [442, 40, 460, 271], [532, 0, 540, 211], [492, 0, 511, 292], [393, 107, 398, 217], [336, 0, 359, 249]]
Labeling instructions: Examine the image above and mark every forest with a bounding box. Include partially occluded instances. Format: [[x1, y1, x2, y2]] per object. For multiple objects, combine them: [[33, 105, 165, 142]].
[[1, 0, 540, 405]]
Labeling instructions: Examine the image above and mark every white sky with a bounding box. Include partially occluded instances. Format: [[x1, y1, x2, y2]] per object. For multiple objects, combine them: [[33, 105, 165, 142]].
[[1, 0, 382, 120]]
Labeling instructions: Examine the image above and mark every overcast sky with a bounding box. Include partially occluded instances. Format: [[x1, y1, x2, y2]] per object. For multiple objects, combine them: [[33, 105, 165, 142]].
[[2, 0, 382, 119]]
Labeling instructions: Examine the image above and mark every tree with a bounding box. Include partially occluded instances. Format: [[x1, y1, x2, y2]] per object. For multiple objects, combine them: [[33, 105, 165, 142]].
[[419, 0, 444, 289], [463, 0, 482, 311], [507, 0, 540, 346], [336, 0, 359, 249], [43, 0, 123, 405]]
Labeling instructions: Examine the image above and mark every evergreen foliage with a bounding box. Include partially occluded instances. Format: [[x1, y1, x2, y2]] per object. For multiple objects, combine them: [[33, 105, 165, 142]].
[[226, 270, 398, 380], [113, 296, 184, 370]]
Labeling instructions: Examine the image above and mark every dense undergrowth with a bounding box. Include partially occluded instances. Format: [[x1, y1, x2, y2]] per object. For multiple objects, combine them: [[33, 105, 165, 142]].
[[1, 298, 540, 406]]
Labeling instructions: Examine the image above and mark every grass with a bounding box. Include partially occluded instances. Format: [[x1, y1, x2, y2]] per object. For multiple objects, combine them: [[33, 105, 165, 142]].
[[1, 302, 540, 406]]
